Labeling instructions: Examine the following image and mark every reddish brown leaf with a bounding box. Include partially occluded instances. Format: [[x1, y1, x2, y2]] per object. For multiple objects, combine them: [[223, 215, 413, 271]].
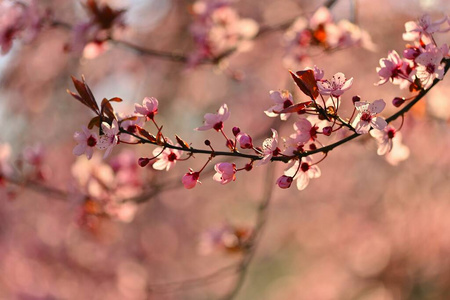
[[278, 101, 313, 114], [156, 127, 164, 146], [289, 70, 319, 100], [175, 135, 190, 150], [108, 97, 123, 103], [71, 76, 100, 114], [100, 98, 116, 122], [88, 116, 101, 129], [137, 127, 156, 143]]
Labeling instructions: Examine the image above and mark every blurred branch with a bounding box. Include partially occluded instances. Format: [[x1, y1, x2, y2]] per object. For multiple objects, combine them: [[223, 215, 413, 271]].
[[4, 176, 68, 200]]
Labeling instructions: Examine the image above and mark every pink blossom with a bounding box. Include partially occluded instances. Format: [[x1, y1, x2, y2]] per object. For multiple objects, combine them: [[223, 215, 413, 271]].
[[415, 44, 446, 90], [290, 118, 318, 145], [73, 126, 99, 160], [236, 132, 253, 149], [352, 99, 387, 134], [284, 157, 321, 191], [152, 140, 182, 171], [0, 0, 40, 55], [182, 170, 200, 189], [134, 97, 159, 121], [213, 162, 236, 184], [196, 103, 230, 131], [97, 120, 120, 158], [22, 143, 45, 166], [370, 126, 397, 155], [119, 116, 145, 143], [276, 175, 293, 189], [264, 90, 294, 121], [403, 14, 450, 43], [256, 129, 280, 166], [317, 72, 353, 97], [376, 50, 413, 88], [385, 133, 410, 166]]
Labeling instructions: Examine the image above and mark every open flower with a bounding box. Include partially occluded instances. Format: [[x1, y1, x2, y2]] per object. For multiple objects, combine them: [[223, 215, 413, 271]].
[[376, 50, 413, 88], [290, 118, 318, 145], [97, 120, 120, 158], [317, 72, 353, 97], [134, 97, 159, 121], [284, 157, 321, 191], [182, 170, 200, 189], [352, 99, 387, 134], [370, 125, 396, 155], [403, 14, 450, 43], [152, 140, 182, 171], [415, 44, 446, 90], [256, 129, 280, 166], [73, 126, 99, 160], [264, 90, 294, 121], [213, 162, 236, 184], [196, 103, 230, 131]]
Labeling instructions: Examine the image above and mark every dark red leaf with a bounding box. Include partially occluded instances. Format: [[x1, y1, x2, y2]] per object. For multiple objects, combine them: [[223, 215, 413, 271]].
[[88, 116, 101, 129], [278, 101, 313, 114], [289, 70, 319, 100], [108, 97, 122, 103], [137, 127, 156, 143], [175, 135, 190, 150]]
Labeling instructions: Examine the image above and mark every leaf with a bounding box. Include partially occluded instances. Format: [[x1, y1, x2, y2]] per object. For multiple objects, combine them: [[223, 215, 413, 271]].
[[100, 98, 116, 122], [88, 116, 101, 129], [137, 127, 156, 143], [278, 101, 313, 114], [289, 70, 319, 100], [70, 76, 100, 114], [108, 97, 123, 103], [175, 135, 190, 149]]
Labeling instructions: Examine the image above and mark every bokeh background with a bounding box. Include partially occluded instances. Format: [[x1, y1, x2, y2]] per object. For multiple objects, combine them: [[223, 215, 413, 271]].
[[1, 0, 450, 299]]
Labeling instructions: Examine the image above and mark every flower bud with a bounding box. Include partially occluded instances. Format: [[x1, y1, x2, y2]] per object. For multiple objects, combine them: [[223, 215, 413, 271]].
[[244, 163, 253, 171], [236, 133, 253, 149], [322, 126, 332, 136], [309, 143, 317, 151], [352, 95, 361, 103], [403, 47, 421, 60], [276, 175, 293, 189], [232, 127, 241, 136], [392, 97, 405, 107], [138, 157, 150, 167]]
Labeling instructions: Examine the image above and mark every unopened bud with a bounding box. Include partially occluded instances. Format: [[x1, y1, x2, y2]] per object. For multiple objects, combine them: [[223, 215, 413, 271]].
[[232, 127, 241, 136], [322, 126, 332, 136], [309, 144, 317, 151], [204, 139, 211, 146], [392, 97, 405, 107], [352, 95, 361, 103], [138, 157, 150, 167], [244, 163, 253, 171]]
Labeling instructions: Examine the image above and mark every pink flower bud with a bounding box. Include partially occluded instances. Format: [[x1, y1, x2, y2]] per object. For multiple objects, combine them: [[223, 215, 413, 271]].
[[392, 97, 405, 107], [276, 175, 293, 189], [232, 127, 241, 136], [213, 162, 236, 184], [403, 47, 421, 60], [322, 126, 332, 136], [236, 133, 253, 149], [182, 171, 200, 189]]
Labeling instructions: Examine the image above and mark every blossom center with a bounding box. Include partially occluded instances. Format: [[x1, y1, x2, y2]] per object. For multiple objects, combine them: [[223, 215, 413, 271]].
[[283, 99, 293, 109], [87, 135, 97, 147], [426, 63, 435, 74], [127, 125, 137, 133], [213, 121, 223, 131], [387, 128, 396, 139], [361, 112, 373, 122], [300, 162, 310, 172], [168, 152, 177, 162]]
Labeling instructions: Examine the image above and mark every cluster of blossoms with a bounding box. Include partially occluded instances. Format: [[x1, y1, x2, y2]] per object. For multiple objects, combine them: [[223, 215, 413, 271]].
[[376, 14, 449, 91], [0, 0, 41, 55], [72, 151, 146, 231], [65, 14, 448, 194], [283, 6, 375, 67], [188, 0, 259, 66], [69, 0, 126, 59]]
